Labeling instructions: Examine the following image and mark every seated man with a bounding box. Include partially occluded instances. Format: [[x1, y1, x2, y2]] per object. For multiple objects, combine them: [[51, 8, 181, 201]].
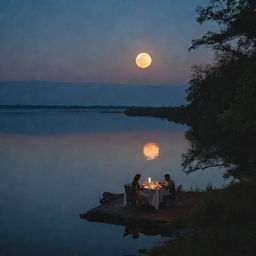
[[162, 174, 176, 205]]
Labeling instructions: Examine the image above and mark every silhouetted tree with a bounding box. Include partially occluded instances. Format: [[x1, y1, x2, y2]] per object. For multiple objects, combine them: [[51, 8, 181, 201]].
[[183, 0, 256, 178], [190, 0, 256, 55]]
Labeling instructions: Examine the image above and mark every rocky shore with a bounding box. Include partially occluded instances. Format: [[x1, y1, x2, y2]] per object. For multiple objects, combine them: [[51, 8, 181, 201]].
[[80, 191, 202, 236]]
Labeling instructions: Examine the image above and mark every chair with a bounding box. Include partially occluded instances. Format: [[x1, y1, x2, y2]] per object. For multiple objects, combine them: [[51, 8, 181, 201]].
[[174, 184, 182, 204], [124, 184, 141, 208], [162, 184, 182, 208]]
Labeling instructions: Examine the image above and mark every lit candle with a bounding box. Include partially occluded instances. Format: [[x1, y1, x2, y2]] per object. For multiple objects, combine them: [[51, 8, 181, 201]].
[[148, 177, 151, 184]]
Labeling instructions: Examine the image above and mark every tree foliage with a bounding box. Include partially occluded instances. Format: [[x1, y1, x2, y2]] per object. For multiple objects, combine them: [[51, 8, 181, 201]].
[[190, 0, 256, 55], [183, 0, 256, 178]]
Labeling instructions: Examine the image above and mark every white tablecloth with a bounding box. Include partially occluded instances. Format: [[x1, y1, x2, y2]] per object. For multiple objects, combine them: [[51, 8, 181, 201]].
[[123, 188, 170, 210]]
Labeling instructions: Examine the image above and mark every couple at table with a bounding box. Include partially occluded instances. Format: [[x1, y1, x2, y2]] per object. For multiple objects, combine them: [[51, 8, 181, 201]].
[[131, 173, 175, 207]]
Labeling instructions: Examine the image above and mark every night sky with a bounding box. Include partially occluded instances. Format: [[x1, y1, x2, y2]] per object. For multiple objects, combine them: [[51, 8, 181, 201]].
[[0, 0, 214, 86]]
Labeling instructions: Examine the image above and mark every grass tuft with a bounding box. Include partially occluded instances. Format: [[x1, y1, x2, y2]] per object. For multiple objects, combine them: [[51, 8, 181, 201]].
[[149, 180, 256, 256]]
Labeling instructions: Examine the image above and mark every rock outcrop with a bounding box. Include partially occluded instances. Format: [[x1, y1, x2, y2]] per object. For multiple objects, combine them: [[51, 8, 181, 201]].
[[80, 191, 202, 236]]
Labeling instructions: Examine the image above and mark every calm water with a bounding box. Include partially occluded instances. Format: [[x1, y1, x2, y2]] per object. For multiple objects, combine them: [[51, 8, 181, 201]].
[[0, 111, 231, 256]]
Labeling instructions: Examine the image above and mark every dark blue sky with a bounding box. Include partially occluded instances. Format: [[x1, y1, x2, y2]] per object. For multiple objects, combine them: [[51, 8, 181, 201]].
[[0, 0, 214, 85]]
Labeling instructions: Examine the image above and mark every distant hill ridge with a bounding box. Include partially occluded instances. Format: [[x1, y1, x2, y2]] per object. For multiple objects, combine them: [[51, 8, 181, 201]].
[[0, 80, 187, 107]]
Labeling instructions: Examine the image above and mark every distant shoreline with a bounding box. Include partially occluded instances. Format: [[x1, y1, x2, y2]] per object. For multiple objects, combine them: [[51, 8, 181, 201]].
[[0, 104, 129, 110], [0, 105, 133, 113], [0, 105, 161, 114], [0, 105, 192, 124], [124, 105, 192, 125]]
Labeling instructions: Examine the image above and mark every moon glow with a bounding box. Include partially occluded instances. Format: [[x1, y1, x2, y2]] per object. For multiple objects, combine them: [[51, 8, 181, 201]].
[[136, 53, 152, 69], [143, 142, 159, 160]]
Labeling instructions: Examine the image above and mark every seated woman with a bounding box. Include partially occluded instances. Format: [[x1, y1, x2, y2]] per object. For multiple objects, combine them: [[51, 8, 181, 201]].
[[131, 174, 150, 206]]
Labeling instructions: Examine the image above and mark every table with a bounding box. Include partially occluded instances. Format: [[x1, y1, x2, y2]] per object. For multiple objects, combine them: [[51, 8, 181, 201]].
[[123, 184, 170, 210]]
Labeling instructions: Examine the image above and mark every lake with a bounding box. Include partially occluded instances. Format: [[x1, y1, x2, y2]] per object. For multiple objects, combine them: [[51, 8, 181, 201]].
[[0, 111, 231, 256]]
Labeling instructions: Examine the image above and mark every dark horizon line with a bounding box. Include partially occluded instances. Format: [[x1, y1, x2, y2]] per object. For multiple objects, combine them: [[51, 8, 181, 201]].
[[0, 80, 188, 88], [0, 104, 176, 109]]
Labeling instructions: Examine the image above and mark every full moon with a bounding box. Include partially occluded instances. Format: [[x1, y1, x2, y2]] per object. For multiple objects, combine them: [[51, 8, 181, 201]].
[[143, 142, 160, 160], [136, 53, 152, 69]]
